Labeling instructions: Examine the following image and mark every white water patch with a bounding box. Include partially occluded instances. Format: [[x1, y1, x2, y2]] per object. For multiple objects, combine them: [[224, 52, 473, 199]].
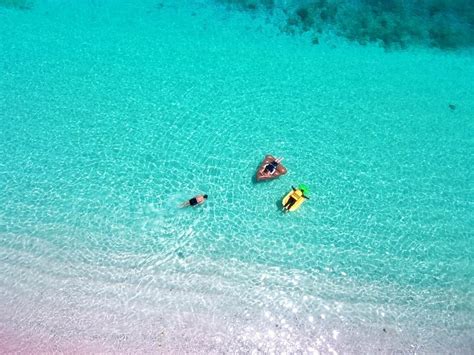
[[0, 232, 472, 352]]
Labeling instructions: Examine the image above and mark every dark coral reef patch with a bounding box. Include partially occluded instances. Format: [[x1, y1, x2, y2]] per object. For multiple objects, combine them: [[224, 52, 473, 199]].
[[217, 0, 474, 50], [0, 0, 33, 10]]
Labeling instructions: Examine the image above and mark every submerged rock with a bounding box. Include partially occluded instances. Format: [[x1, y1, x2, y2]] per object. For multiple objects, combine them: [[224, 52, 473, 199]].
[[217, 0, 474, 50], [0, 0, 33, 9]]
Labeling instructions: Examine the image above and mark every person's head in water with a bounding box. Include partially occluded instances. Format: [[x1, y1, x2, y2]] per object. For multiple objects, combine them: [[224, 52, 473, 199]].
[[203, 194, 208, 199]]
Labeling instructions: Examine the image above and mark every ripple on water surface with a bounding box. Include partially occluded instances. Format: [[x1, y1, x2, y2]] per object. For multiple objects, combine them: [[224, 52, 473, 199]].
[[0, 0, 473, 352]]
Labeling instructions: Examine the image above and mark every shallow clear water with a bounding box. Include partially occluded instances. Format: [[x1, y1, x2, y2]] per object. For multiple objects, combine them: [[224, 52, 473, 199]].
[[1, 0, 473, 352]]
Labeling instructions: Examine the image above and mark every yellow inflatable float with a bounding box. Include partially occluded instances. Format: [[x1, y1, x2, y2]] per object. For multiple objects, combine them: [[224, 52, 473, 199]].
[[282, 184, 310, 212]]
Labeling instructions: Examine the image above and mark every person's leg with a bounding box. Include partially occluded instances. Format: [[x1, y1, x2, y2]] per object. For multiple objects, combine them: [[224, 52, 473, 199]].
[[284, 197, 295, 209], [287, 198, 296, 209]]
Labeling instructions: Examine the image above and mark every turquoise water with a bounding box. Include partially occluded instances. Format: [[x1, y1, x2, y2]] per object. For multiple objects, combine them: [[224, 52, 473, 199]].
[[1, 0, 473, 352], [218, 0, 474, 49]]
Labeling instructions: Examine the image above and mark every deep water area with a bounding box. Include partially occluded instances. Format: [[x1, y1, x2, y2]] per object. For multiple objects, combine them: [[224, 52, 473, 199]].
[[219, 0, 474, 49]]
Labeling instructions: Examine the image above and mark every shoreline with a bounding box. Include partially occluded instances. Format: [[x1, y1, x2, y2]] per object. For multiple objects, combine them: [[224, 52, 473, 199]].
[[1, 241, 472, 353]]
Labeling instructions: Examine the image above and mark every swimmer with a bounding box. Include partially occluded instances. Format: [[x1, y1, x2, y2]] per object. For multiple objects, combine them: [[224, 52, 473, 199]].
[[180, 194, 208, 208]]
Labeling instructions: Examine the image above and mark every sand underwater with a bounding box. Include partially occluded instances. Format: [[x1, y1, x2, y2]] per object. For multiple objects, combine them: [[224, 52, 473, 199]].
[[0, 0, 473, 353]]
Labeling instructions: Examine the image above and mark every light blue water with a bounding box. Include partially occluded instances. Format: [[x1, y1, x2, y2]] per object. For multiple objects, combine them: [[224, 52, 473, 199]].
[[1, 0, 473, 352]]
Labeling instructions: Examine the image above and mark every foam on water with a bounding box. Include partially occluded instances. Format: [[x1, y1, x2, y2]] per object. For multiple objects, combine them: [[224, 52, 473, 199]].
[[1, 0, 473, 352]]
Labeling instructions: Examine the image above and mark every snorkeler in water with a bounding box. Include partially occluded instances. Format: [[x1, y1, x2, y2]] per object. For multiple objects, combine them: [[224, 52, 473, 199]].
[[180, 194, 208, 207]]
